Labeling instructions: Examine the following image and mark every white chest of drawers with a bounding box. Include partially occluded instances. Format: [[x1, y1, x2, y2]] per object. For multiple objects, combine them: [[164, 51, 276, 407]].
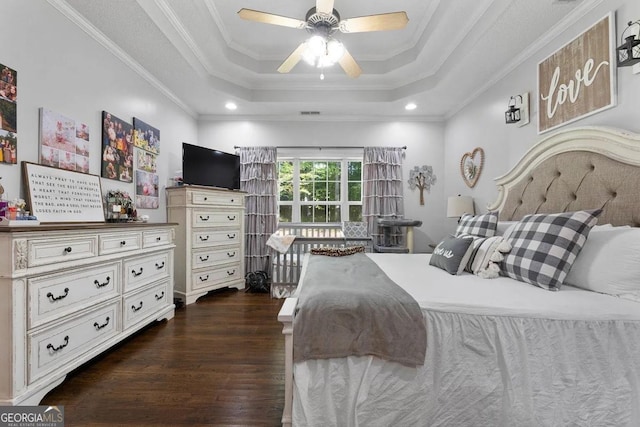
[[166, 186, 246, 305], [0, 223, 175, 405]]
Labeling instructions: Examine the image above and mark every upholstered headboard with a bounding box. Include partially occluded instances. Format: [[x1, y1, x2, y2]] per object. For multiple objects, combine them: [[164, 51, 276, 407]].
[[487, 127, 640, 227]]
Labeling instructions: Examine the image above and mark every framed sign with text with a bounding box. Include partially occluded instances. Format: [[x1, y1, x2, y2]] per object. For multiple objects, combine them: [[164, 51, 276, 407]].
[[537, 13, 616, 134], [22, 162, 105, 223]]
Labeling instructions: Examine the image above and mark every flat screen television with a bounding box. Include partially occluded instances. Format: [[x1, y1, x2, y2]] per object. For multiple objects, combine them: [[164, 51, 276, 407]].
[[182, 143, 241, 190]]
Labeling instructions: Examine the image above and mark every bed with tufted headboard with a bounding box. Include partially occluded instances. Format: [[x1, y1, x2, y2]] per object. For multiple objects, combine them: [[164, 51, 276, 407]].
[[488, 126, 640, 225], [278, 127, 640, 427]]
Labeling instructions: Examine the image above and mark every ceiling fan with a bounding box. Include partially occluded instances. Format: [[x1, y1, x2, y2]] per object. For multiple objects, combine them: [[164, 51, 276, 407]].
[[238, 0, 409, 78]]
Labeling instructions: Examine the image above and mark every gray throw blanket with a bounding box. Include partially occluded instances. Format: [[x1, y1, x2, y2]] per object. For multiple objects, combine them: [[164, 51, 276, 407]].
[[293, 253, 426, 367]]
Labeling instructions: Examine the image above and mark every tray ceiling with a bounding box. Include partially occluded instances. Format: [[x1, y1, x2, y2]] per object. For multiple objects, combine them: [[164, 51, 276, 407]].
[[58, 0, 590, 119]]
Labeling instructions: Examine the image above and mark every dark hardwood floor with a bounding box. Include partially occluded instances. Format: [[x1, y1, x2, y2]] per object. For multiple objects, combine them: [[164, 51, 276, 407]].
[[41, 288, 286, 427]]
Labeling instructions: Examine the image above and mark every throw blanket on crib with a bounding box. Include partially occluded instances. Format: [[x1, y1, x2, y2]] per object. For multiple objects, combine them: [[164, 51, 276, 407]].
[[293, 253, 426, 367]]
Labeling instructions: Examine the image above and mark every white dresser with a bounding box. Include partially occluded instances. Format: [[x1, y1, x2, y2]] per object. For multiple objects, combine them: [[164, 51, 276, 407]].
[[0, 223, 175, 406], [166, 186, 246, 305]]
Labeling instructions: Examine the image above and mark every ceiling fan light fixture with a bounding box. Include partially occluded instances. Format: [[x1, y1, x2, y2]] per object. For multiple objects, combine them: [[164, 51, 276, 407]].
[[239, 2, 408, 78], [302, 36, 345, 68]]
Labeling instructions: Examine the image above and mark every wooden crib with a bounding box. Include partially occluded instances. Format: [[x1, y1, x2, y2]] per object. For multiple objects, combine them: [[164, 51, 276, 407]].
[[270, 223, 371, 298]]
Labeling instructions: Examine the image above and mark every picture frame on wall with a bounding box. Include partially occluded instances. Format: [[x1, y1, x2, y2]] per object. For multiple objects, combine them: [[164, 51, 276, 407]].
[[537, 12, 616, 134], [135, 169, 159, 209], [39, 108, 90, 173], [101, 111, 133, 182], [133, 117, 160, 154], [0, 62, 18, 164]]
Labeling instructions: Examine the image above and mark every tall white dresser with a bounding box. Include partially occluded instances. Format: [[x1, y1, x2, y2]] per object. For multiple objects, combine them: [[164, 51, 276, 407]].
[[0, 223, 175, 405], [166, 185, 246, 305]]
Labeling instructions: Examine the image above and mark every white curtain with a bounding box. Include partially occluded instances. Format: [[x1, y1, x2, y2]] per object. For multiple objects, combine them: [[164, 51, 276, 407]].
[[362, 147, 405, 247], [239, 147, 278, 274]]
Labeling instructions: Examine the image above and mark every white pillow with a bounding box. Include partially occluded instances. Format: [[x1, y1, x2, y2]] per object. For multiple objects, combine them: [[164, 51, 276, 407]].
[[564, 226, 640, 302], [459, 235, 506, 275], [496, 221, 518, 236]]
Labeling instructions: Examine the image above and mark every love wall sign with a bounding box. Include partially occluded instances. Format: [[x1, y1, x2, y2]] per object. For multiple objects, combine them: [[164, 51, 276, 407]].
[[537, 13, 616, 134]]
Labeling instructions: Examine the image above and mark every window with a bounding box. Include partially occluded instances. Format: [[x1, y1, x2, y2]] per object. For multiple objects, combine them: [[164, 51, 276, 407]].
[[278, 158, 362, 223]]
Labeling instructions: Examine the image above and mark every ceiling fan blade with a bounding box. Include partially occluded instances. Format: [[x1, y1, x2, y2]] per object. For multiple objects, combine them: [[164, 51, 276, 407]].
[[338, 49, 362, 78], [238, 8, 307, 29], [316, 0, 335, 15], [278, 43, 307, 73], [339, 12, 409, 33]]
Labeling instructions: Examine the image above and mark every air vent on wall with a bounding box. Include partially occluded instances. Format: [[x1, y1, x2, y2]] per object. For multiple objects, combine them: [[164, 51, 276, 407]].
[[300, 111, 321, 115]]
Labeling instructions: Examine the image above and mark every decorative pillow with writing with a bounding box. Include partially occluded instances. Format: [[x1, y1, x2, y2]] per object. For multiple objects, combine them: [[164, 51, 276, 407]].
[[564, 226, 640, 302], [455, 212, 499, 238], [429, 235, 474, 275], [501, 209, 602, 291]]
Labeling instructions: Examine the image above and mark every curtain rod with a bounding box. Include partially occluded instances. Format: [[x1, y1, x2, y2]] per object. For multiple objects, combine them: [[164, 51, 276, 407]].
[[234, 145, 407, 150]]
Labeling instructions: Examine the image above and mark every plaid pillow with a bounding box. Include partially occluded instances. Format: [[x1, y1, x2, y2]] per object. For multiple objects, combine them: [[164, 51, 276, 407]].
[[501, 209, 602, 291], [455, 212, 498, 238]]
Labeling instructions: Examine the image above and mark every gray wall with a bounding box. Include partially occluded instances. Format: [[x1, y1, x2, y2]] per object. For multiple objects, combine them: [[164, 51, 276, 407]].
[[443, 0, 640, 242], [1, 1, 198, 222], [196, 119, 446, 253]]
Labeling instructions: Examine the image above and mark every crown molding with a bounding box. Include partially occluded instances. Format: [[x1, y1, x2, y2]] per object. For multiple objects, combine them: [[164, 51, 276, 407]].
[[198, 113, 445, 123], [444, 0, 604, 119], [47, 0, 197, 118]]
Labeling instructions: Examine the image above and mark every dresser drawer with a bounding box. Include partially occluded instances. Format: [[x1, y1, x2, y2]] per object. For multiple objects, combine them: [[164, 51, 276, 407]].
[[124, 251, 171, 292], [123, 280, 170, 330], [28, 236, 99, 268], [143, 229, 172, 248], [192, 246, 240, 269], [191, 191, 243, 207], [28, 300, 120, 383], [28, 262, 120, 329], [99, 232, 142, 255], [191, 264, 241, 290], [192, 229, 241, 248], [192, 210, 241, 228]]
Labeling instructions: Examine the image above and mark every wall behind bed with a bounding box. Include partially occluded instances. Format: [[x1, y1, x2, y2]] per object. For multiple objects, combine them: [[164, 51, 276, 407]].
[[443, 0, 640, 242]]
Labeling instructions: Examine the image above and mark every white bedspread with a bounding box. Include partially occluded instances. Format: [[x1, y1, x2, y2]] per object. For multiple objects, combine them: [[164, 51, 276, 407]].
[[293, 254, 640, 427]]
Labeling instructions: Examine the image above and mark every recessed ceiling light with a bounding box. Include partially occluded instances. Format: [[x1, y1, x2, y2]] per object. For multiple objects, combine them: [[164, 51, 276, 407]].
[[405, 103, 417, 111], [225, 102, 238, 111]]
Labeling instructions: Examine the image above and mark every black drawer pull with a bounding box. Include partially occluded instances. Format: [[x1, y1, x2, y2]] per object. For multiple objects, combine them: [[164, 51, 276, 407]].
[[227, 269, 236, 276], [156, 236, 162, 241], [47, 288, 69, 302], [155, 261, 165, 269], [131, 302, 144, 312], [227, 252, 236, 258], [199, 215, 210, 221], [230, 199, 234, 203], [227, 215, 236, 221], [227, 233, 236, 239], [204, 197, 208, 201], [120, 240, 126, 246], [94, 276, 111, 288], [199, 235, 210, 242], [199, 275, 210, 282], [155, 291, 165, 301], [63, 247, 72, 253], [131, 267, 144, 277], [47, 336, 69, 352], [199, 255, 210, 262], [94, 316, 110, 330]]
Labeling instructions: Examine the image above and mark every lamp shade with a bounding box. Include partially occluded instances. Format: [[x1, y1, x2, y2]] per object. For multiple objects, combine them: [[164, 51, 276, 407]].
[[447, 195, 474, 218]]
